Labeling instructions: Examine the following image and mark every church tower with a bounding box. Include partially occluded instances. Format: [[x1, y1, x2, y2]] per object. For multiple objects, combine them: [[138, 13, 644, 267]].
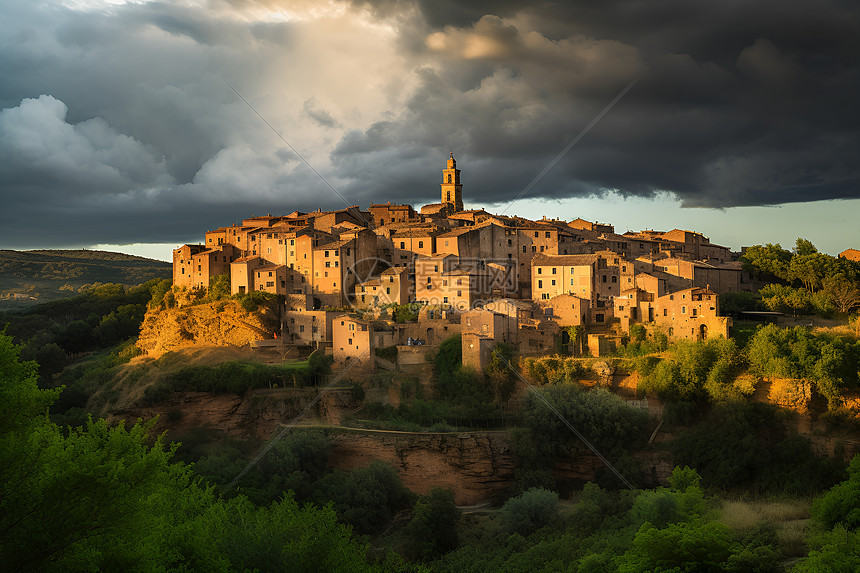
[[440, 152, 464, 212]]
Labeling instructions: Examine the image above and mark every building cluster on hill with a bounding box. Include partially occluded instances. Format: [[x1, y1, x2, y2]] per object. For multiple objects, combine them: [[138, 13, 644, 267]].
[[173, 154, 744, 369]]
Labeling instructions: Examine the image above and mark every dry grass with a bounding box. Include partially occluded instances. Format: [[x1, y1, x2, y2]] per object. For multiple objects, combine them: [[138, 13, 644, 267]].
[[718, 498, 812, 557]]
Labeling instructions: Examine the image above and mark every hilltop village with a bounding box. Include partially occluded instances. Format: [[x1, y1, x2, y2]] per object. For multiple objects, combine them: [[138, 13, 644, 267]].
[[173, 154, 745, 370]]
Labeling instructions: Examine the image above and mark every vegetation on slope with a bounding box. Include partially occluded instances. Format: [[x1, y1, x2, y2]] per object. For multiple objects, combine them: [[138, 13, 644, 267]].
[[0, 249, 170, 307], [734, 238, 860, 316], [0, 333, 415, 572]]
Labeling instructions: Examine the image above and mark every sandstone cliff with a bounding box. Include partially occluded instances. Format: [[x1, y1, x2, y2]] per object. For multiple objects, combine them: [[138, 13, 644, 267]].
[[328, 430, 515, 505]]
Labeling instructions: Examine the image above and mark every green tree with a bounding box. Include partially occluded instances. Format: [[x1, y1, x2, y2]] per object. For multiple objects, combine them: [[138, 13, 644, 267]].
[[792, 526, 860, 573], [811, 455, 860, 530], [794, 237, 819, 257], [208, 271, 231, 300], [0, 333, 407, 572], [405, 488, 460, 561], [741, 243, 792, 281], [824, 273, 860, 314], [434, 335, 462, 397], [313, 461, 413, 535], [500, 487, 559, 535], [619, 519, 733, 573]]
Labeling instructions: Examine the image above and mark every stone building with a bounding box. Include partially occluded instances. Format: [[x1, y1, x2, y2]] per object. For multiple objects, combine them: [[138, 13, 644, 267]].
[[653, 286, 731, 341], [332, 315, 375, 364]]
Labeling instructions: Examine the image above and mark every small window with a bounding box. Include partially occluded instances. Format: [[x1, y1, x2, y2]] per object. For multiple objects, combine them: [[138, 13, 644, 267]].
[[551, 280, 556, 285], [612, 276, 617, 283], [538, 280, 543, 288], [682, 306, 687, 314], [663, 309, 668, 317], [400, 242, 405, 249], [552, 267, 556, 274], [418, 241, 424, 248], [545, 231, 550, 238], [602, 275, 607, 283], [538, 268, 542, 275]]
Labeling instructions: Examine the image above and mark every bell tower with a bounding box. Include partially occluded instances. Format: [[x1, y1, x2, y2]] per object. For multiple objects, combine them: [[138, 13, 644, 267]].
[[440, 152, 464, 212]]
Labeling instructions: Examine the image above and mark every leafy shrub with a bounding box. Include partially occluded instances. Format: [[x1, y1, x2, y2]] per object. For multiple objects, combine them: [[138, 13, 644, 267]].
[[393, 303, 421, 323], [810, 455, 860, 530], [375, 345, 398, 362], [639, 338, 746, 403], [512, 385, 651, 491], [746, 324, 860, 409], [313, 461, 414, 535], [501, 487, 559, 535], [404, 488, 459, 561], [618, 519, 733, 572], [672, 402, 844, 494], [139, 358, 331, 405], [235, 291, 280, 312]]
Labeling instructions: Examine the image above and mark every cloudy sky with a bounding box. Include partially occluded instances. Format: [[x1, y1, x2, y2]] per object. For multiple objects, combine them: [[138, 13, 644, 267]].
[[1, 0, 858, 259]]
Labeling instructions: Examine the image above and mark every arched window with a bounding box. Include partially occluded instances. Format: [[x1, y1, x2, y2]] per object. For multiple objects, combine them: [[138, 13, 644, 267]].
[[447, 174, 452, 183]]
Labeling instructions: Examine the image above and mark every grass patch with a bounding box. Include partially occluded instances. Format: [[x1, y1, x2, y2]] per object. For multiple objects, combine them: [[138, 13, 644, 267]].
[[718, 498, 811, 558]]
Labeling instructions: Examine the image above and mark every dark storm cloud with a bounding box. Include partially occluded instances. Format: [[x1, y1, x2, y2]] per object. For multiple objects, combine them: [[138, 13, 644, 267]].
[[1, 0, 858, 248], [335, 0, 860, 209]]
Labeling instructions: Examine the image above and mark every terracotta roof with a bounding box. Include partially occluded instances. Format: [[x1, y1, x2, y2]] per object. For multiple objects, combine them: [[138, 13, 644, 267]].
[[381, 266, 407, 275], [420, 203, 447, 214], [392, 228, 438, 238], [334, 314, 370, 324], [314, 238, 353, 251], [232, 255, 260, 263], [437, 227, 478, 238], [531, 253, 599, 267]]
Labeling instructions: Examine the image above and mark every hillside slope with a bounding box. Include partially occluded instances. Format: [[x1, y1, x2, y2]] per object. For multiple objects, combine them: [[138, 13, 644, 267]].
[[0, 249, 171, 307], [137, 297, 280, 357]]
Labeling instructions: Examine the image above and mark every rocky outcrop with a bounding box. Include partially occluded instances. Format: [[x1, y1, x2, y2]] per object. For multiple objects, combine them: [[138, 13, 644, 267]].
[[137, 298, 279, 356], [328, 430, 515, 505]]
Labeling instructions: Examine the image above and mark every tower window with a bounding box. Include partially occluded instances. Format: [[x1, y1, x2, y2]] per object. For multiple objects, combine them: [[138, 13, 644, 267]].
[[447, 174, 452, 183]]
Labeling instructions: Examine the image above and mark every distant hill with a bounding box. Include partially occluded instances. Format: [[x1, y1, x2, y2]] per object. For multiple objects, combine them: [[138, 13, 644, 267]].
[[0, 249, 171, 308]]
